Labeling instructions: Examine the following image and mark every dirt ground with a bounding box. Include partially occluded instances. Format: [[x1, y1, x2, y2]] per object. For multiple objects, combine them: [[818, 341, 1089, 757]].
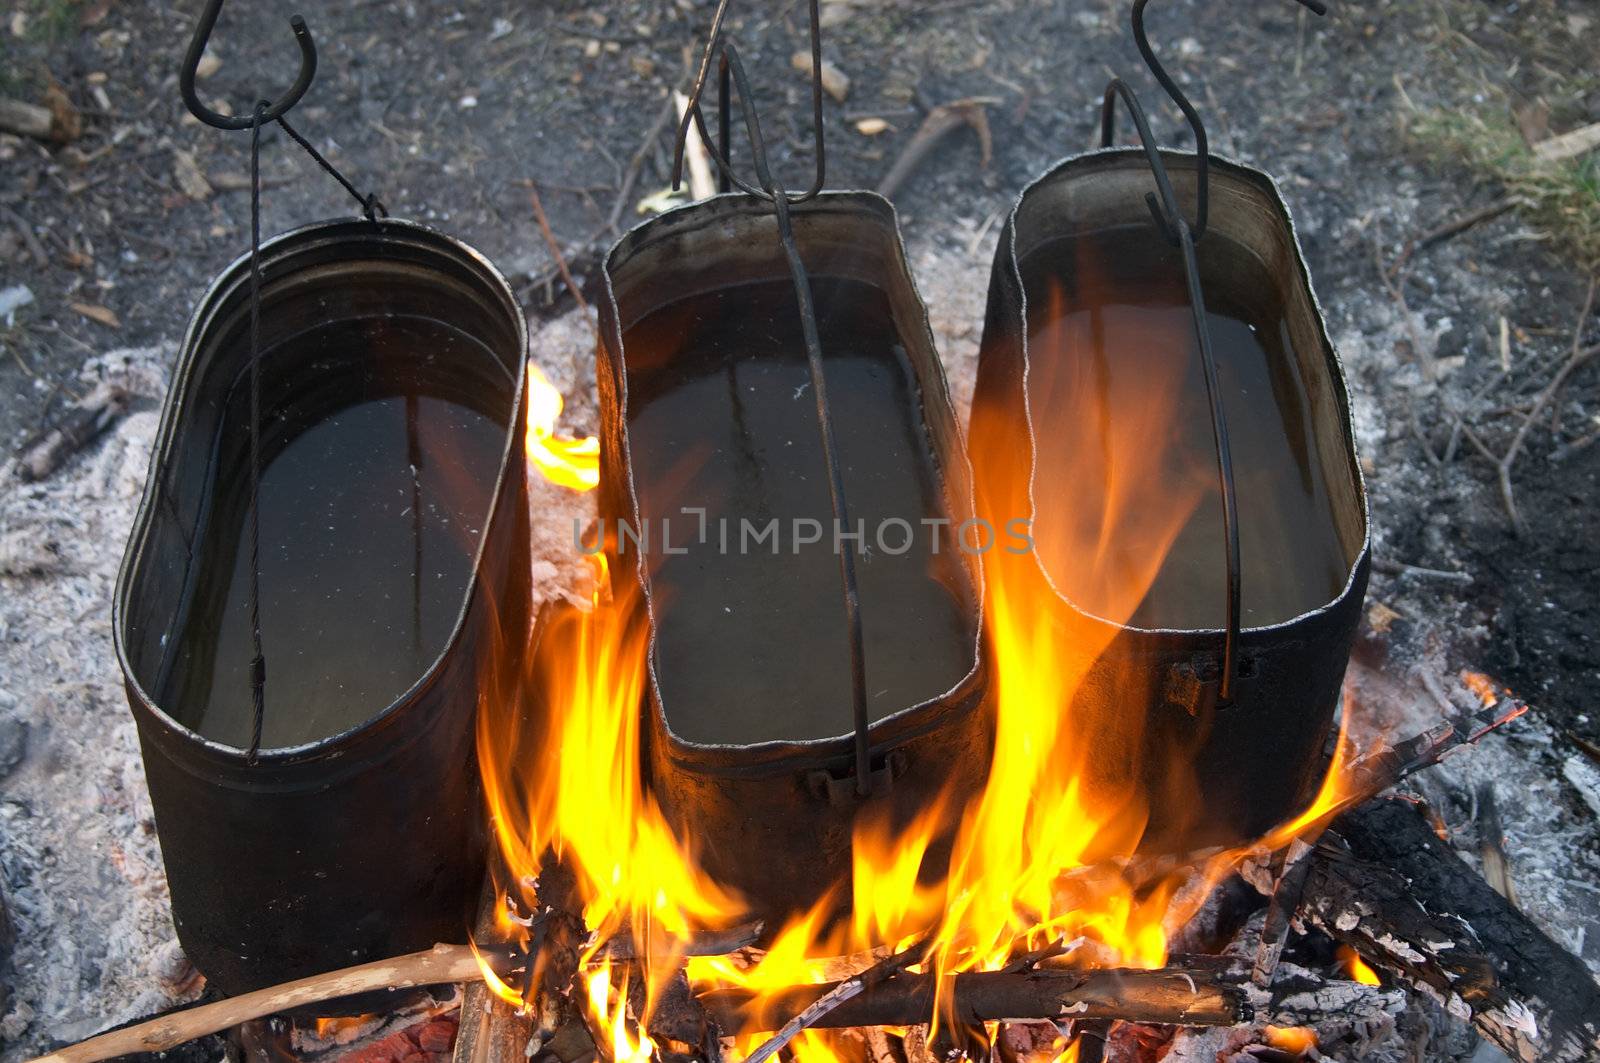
[[1, 0, 1598, 1059]]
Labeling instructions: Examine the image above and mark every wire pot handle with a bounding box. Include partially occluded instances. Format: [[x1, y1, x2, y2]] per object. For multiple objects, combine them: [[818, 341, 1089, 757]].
[[672, 0, 828, 205], [1109, 0, 1328, 241], [672, 31, 875, 795], [1099, 78, 1242, 703]]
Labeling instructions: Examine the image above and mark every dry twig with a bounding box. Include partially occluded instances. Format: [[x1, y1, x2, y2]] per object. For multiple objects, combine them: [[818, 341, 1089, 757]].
[[25, 944, 492, 1063], [609, 97, 676, 233], [528, 182, 597, 343], [877, 99, 995, 201], [1462, 279, 1598, 535], [1389, 197, 1517, 277]]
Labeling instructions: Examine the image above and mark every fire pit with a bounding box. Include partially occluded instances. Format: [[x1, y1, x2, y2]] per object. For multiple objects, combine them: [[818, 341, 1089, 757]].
[[12, 0, 1600, 1062]]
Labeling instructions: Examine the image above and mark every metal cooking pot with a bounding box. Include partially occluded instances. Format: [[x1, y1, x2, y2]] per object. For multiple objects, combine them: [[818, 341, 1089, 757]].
[[970, 147, 1369, 848], [114, 217, 530, 995], [596, 191, 989, 922]]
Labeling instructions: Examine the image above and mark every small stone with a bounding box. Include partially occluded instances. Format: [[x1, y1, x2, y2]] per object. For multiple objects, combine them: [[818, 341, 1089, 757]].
[[0, 283, 34, 325], [195, 50, 222, 80], [172, 149, 212, 201], [854, 117, 889, 136], [791, 50, 850, 102]]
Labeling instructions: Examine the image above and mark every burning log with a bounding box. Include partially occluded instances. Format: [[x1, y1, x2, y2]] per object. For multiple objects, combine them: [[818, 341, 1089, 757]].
[[1305, 800, 1600, 1063], [698, 963, 1396, 1034]]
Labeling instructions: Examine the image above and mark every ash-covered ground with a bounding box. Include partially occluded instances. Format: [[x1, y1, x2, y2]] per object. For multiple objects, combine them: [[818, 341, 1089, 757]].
[[2, 0, 1598, 1060]]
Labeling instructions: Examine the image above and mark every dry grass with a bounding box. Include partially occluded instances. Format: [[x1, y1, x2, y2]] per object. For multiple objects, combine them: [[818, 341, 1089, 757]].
[[1399, 0, 1600, 273], [1405, 103, 1600, 273]]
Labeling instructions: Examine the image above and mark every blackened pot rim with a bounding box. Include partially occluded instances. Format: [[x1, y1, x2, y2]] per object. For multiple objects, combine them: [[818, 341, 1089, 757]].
[[599, 190, 989, 772], [996, 147, 1372, 641], [113, 215, 529, 773]]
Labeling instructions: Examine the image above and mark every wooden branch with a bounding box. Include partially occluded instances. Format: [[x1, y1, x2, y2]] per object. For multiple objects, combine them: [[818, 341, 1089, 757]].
[[0, 97, 56, 141], [701, 966, 1244, 1031], [15, 381, 130, 482], [700, 960, 1391, 1035], [1310, 801, 1600, 1063], [591, 920, 764, 962], [25, 944, 489, 1063], [1335, 685, 1528, 811], [1533, 121, 1600, 162], [877, 99, 995, 200]]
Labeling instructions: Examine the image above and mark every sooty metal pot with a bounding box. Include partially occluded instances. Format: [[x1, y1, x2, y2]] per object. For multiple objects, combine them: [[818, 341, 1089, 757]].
[[596, 192, 989, 922], [970, 149, 1370, 848], [114, 218, 530, 996]]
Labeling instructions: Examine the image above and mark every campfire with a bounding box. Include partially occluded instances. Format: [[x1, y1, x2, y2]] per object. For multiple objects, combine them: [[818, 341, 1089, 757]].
[[18, 1, 1600, 1063]]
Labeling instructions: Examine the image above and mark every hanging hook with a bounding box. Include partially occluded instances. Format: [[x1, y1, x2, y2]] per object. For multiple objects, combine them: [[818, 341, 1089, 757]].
[[672, 0, 827, 204], [1119, 0, 1327, 241], [180, 0, 318, 131]]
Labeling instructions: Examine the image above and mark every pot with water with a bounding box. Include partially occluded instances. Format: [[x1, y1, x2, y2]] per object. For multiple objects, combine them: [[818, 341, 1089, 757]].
[[970, 150, 1370, 848], [114, 218, 529, 995], [596, 192, 988, 922]]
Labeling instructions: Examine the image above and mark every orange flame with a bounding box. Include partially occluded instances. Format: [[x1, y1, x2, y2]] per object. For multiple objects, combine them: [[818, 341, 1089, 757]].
[[1339, 945, 1381, 986], [478, 257, 1373, 1061], [1266, 1026, 1319, 1055], [526, 364, 599, 491], [587, 959, 658, 1063]]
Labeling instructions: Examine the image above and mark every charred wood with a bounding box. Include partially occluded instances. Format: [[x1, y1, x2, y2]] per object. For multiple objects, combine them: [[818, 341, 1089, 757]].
[[700, 963, 1394, 1034], [1308, 800, 1600, 1062], [15, 382, 130, 482]]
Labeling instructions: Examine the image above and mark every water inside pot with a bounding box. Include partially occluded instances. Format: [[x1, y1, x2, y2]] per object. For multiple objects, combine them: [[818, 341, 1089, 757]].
[[621, 274, 972, 746], [160, 314, 508, 749], [1019, 223, 1349, 630]]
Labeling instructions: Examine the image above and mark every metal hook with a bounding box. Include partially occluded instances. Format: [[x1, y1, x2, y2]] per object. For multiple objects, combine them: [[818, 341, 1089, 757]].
[[672, 0, 827, 204], [1117, 0, 1327, 241], [1098, 78, 1242, 704], [180, 0, 317, 131]]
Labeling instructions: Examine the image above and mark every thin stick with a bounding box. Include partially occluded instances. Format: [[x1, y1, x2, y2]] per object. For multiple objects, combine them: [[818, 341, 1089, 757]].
[[1465, 279, 1598, 535], [1371, 557, 1473, 583], [1389, 197, 1517, 277], [528, 182, 596, 342], [1374, 231, 1438, 384], [673, 90, 717, 202], [25, 944, 491, 1063], [877, 98, 995, 200], [743, 938, 926, 1063], [608, 97, 675, 234]]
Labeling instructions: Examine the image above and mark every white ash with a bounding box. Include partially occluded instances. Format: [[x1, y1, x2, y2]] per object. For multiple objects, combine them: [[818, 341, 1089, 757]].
[[0, 348, 196, 1058]]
